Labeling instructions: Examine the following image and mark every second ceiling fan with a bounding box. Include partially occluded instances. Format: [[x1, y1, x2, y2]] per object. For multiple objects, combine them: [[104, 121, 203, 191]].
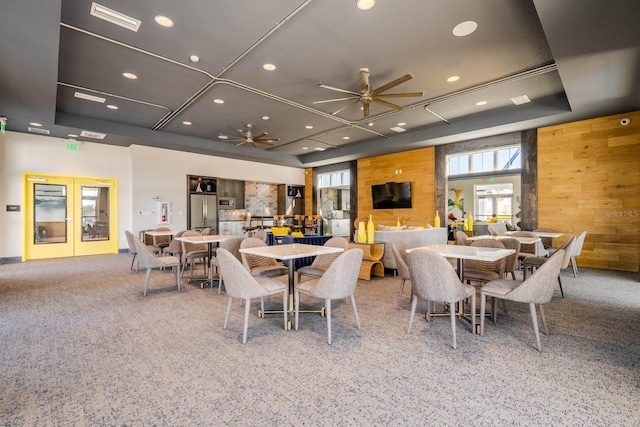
[[222, 124, 280, 147], [314, 68, 424, 117]]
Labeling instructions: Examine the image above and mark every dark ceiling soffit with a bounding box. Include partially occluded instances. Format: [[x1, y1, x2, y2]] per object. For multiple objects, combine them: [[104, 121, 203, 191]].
[[54, 112, 305, 167], [297, 94, 571, 167]]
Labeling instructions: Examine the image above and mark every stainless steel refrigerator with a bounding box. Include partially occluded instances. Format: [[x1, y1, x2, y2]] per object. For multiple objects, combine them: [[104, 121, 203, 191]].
[[189, 194, 217, 234]]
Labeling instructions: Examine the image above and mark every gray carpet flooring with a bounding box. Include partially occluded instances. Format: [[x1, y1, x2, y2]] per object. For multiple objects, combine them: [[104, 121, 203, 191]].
[[1, 254, 639, 426]]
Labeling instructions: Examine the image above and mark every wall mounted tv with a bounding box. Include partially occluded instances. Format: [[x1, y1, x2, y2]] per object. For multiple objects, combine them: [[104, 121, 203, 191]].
[[372, 182, 412, 209]]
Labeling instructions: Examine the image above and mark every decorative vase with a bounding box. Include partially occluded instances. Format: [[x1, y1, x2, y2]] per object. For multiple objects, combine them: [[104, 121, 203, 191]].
[[396, 217, 401, 227], [434, 211, 440, 228], [367, 214, 375, 244], [468, 212, 474, 231], [357, 222, 366, 243]]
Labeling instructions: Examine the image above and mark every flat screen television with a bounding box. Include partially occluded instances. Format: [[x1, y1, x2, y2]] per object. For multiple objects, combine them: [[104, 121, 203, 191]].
[[372, 182, 412, 209]]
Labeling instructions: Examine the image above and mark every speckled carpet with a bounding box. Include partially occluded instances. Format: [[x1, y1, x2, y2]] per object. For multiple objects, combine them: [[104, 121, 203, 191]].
[[1, 254, 638, 426]]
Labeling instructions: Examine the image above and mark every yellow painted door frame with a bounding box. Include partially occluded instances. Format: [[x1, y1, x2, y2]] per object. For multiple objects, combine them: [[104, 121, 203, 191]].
[[24, 173, 119, 260]]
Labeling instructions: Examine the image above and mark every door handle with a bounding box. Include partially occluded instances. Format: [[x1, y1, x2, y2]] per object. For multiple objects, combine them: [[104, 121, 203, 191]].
[[65, 217, 73, 221]]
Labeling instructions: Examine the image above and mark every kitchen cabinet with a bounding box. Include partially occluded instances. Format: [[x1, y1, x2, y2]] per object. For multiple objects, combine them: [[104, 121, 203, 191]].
[[329, 219, 350, 237], [219, 221, 244, 236], [217, 179, 245, 208]]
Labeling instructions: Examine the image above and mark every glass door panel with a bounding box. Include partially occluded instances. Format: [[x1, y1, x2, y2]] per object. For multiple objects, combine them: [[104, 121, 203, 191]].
[[25, 176, 75, 259], [74, 179, 118, 257]]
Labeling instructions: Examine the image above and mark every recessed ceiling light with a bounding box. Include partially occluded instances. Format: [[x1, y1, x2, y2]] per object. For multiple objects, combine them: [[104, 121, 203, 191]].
[[356, 0, 375, 11], [368, 122, 374, 126], [29, 122, 42, 127], [74, 92, 106, 103], [154, 15, 174, 28], [90, 3, 141, 32], [476, 101, 488, 106], [453, 21, 478, 37], [122, 72, 138, 80], [305, 125, 313, 129], [183, 121, 192, 125], [447, 75, 460, 83], [397, 122, 406, 126], [511, 95, 531, 105], [189, 55, 199, 63], [342, 136, 350, 140], [68, 134, 79, 138], [262, 116, 270, 120], [302, 147, 309, 150], [314, 147, 326, 151], [106, 104, 118, 110], [218, 134, 228, 140], [213, 99, 224, 104], [263, 63, 276, 71]]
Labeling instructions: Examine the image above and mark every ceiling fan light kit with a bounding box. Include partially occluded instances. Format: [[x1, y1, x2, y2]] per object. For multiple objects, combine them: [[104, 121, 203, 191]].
[[315, 68, 424, 117]]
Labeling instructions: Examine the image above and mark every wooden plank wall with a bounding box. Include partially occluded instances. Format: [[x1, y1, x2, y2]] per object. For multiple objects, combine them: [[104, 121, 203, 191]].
[[304, 168, 313, 216], [357, 147, 435, 228], [537, 111, 640, 272]]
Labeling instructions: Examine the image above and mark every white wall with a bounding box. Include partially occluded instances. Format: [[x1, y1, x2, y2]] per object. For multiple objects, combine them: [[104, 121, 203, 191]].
[[0, 132, 304, 259]]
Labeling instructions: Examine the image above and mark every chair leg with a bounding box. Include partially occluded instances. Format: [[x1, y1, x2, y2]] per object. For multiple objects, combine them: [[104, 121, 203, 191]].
[[470, 293, 476, 335], [143, 268, 152, 296], [407, 295, 418, 333], [538, 304, 549, 335], [242, 299, 251, 344], [295, 290, 300, 331], [480, 293, 486, 336], [529, 303, 542, 351], [175, 267, 180, 292], [218, 272, 224, 294], [224, 297, 233, 329], [450, 302, 457, 349], [571, 256, 578, 277], [130, 253, 137, 271], [351, 295, 361, 329], [396, 278, 406, 308], [282, 291, 288, 331], [558, 275, 565, 298], [325, 299, 332, 345]]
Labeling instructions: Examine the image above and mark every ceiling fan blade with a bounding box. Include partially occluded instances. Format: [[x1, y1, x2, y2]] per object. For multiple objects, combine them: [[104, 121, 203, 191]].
[[254, 138, 277, 146], [234, 140, 247, 146], [374, 91, 424, 98], [313, 96, 359, 104], [372, 98, 404, 111], [363, 102, 370, 117], [360, 68, 371, 94], [317, 83, 360, 96], [372, 73, 414, 95], [331, 99, 361, 116], [252, 132, 267, 139]]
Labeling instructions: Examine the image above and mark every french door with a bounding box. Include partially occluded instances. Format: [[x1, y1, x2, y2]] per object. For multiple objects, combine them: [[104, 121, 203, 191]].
[[24, 174, 118, 260]]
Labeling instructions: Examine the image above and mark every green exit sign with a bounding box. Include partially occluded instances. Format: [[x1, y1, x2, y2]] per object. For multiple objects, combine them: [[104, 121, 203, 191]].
[[66, 141, 80, 151]]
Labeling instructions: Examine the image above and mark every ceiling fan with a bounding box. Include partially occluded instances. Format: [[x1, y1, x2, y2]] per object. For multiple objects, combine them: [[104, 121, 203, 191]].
[[220, 124, 280, 147], [314, 68, 424, 117]]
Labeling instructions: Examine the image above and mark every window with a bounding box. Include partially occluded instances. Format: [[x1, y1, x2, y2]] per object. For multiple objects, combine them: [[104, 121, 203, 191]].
[[474, 183, 514, 223], [447, 145, 521, 175]]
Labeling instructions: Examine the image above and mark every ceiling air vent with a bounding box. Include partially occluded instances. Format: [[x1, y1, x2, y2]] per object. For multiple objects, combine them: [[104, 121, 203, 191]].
[[74, 92, 106, 103], [28, 127, 50, 135], [390, 126, 407, 133], [80, 130, 107, 140], [90, 2, 141, 32], [511, 95, 531, 105]]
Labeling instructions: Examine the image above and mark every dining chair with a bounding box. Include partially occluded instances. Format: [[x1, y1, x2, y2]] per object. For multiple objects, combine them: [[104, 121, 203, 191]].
[[463, 239, 507, 286], [499, 237, 521, 280], [199, 227, 211, 236], [162, 230, 186, 259], [294, 248, 363, 344], [216, 248, 287, 344], [253, 229, 268, 242], [125, 230, 142, 272], [180, 230, 208, 279], [210, 236, 244, 294], [570, 231, 587, 277], [522, 235, 576, 298], [151, 227, 172, 254], [390, 239, 411, 308], [480, 249, 565, 351], [240, 237, 288, 278], [297, 237, 349, 282], [510, 230, 541, 263], [455, 230, 472, 246], [406, 249, 476, 349], [133, 235, 181, 296]]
